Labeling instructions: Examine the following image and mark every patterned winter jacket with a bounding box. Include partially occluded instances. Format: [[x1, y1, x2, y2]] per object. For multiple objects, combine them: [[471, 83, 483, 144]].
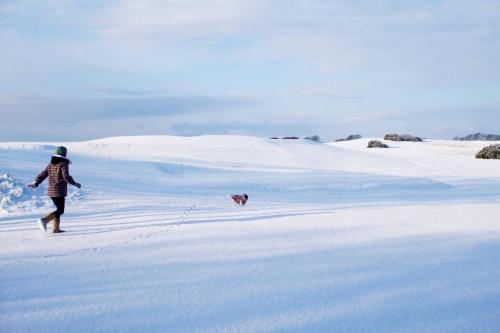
[[35, 156, 78, 197]]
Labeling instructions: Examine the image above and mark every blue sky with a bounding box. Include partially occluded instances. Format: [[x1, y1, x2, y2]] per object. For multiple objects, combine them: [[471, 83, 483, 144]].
[[0, 0, 499, 141]]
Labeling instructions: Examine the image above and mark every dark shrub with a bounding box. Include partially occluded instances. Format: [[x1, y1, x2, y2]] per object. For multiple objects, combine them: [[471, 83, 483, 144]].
[[454, 133, 500, 141], [335, 134, 362, 142], [384, 133, 422, 142], [367, 140, 389, 148], [304, 135, 321, 142], [476, 144, 500, 159]]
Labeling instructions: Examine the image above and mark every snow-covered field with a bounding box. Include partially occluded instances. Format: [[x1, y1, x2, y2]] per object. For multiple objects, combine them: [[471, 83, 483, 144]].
[[1, 136, 500, 332]]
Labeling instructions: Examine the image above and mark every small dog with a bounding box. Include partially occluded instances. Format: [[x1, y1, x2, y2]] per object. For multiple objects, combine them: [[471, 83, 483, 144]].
[[230, 194, 248, 206]]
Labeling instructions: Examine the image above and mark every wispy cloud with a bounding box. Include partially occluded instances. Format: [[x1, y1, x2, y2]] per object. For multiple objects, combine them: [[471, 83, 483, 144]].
[[0, 94, 257, 122], [299, 88, 363, 100], [81, 87, 173, 97], [169, 120, 318, 137], [96, 0, 259, 38]]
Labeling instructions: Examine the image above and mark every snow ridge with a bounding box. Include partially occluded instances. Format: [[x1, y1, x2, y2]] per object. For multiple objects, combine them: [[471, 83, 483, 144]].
[[0, 174, 40, 215]]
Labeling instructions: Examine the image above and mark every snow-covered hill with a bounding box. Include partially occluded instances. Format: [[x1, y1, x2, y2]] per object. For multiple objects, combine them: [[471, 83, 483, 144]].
[[2, 135, 499, 177], [2, 135, 414, 173], [1, 135, 500, 333]]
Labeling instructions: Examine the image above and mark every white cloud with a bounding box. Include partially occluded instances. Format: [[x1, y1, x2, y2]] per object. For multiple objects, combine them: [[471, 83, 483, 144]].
[[229, 0, 500, 82], [298, 88, 362, 100], [96, 0, 260, 38], [0, 2, 16, 16]]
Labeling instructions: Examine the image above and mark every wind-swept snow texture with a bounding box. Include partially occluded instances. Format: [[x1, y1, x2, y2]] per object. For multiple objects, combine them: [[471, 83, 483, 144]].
[[1, 136, 500, 333]]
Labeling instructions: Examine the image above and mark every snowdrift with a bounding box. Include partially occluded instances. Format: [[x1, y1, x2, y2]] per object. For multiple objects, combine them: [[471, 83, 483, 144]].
[[0, 174, 46, 214]]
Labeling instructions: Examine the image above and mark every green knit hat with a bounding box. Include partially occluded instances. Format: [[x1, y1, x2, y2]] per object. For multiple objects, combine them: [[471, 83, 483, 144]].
[[55, 146, 67, 157]]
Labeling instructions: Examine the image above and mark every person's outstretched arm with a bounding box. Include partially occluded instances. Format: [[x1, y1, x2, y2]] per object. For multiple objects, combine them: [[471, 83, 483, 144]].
[[62, 163, 81, 188], [29, 167, 49, 188]]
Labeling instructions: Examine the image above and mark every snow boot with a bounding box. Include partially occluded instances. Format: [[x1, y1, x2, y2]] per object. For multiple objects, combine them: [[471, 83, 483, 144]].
[[36, 219, 46, 232], [37, 212, 56, 232], [52, 217, 65, 233]]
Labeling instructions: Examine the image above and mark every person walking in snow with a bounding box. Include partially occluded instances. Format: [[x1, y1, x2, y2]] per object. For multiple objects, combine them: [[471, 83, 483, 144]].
[[28, 146, 81, 233]]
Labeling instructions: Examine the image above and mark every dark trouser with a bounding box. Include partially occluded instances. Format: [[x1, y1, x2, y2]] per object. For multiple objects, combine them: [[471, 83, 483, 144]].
[[51, 197, 65, 218]]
